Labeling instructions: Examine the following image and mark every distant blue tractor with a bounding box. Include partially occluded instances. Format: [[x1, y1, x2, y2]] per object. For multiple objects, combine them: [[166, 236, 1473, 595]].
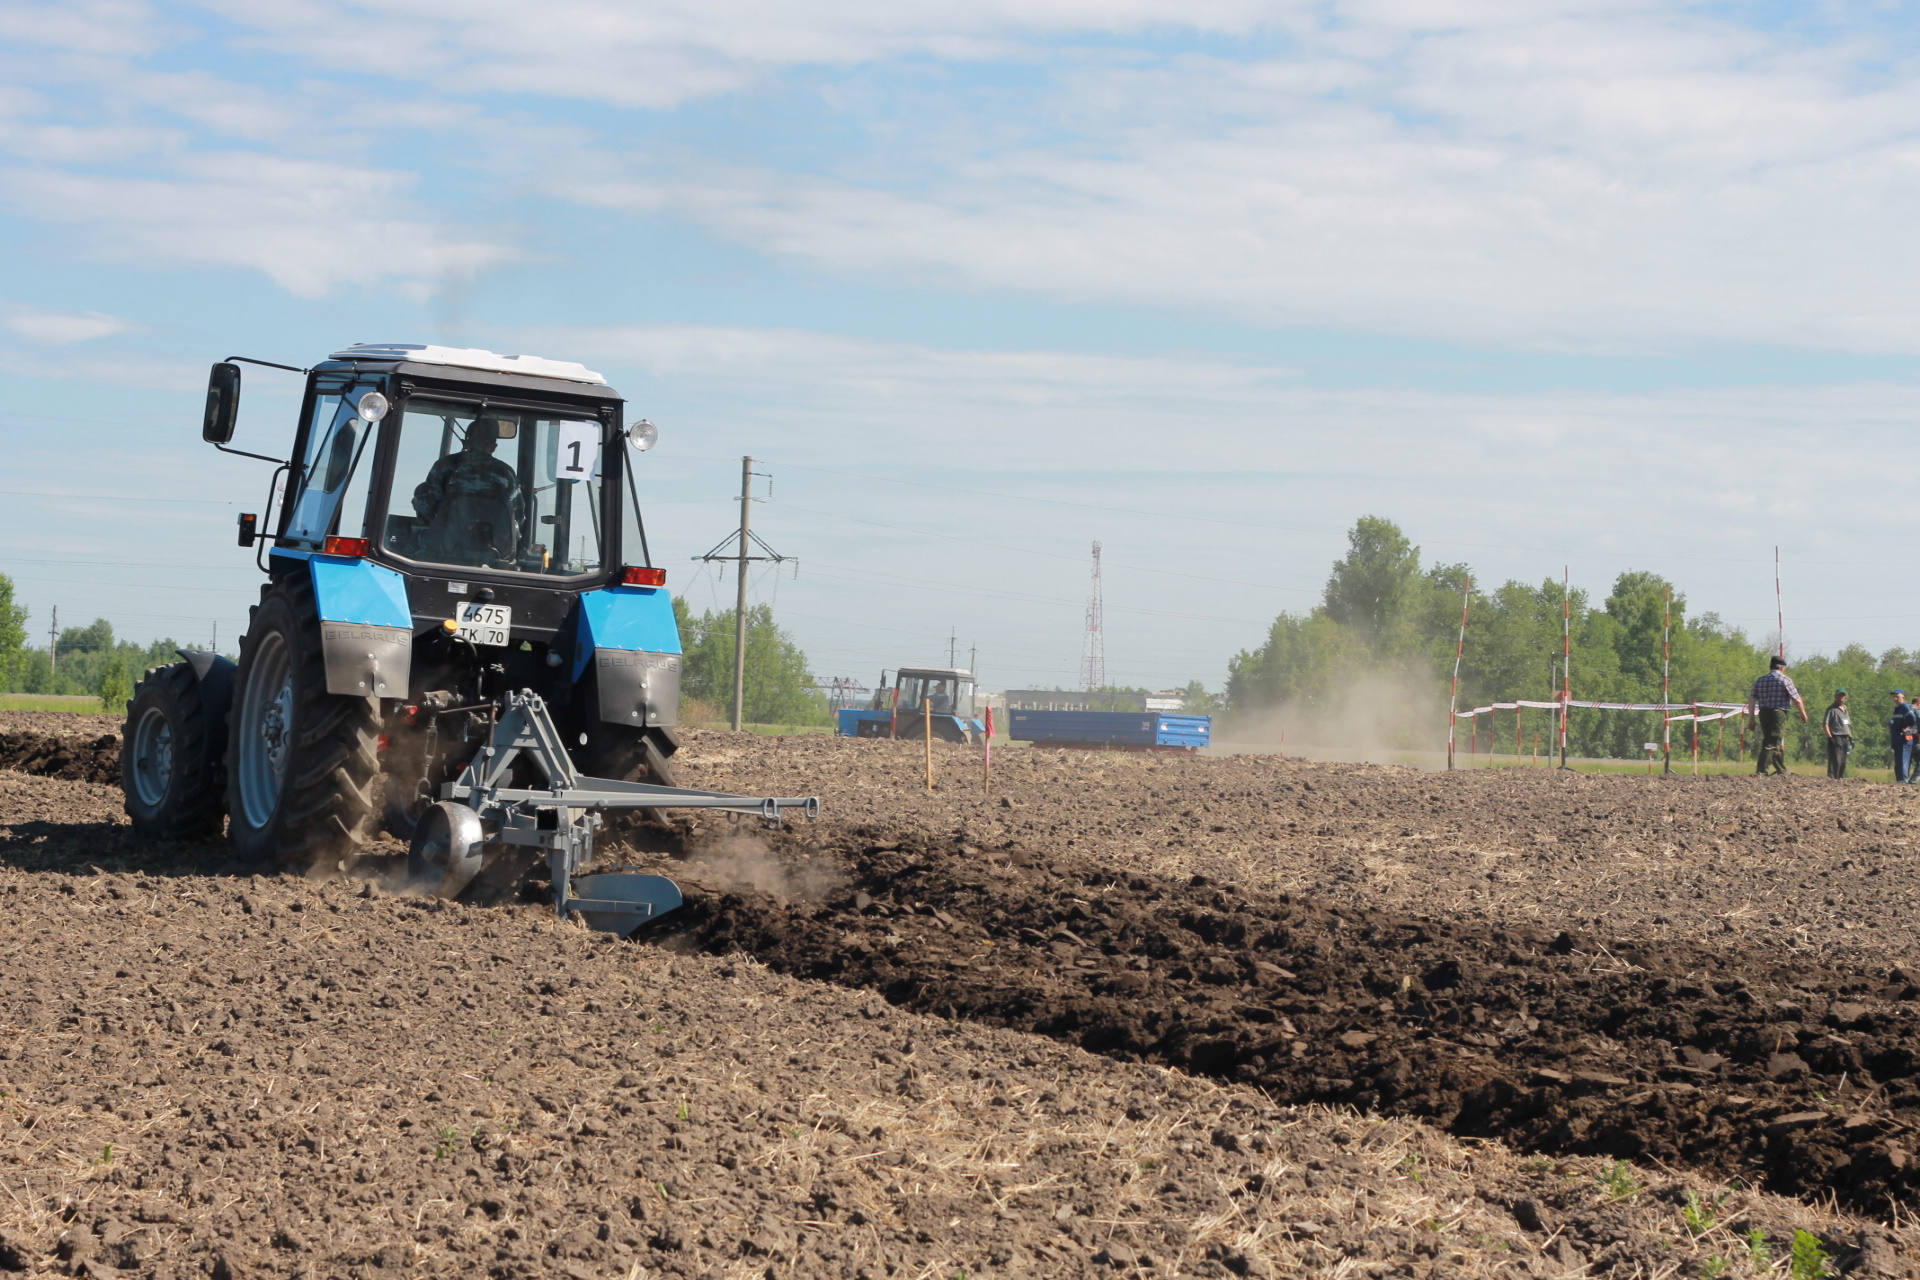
[[119, 344, 812, 932], [837, 666, 984, 744]]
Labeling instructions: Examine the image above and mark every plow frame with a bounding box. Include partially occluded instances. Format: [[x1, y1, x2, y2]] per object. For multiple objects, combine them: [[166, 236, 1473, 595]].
[[431, 689, 817, 932]]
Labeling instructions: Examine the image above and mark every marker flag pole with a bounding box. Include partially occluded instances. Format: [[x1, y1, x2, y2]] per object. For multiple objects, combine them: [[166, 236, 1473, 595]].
[[1446, 577, 1471, 770], [1560, 566, 1572, 769], [983, 705, 994, 796], [1662, 584, 1673, 775], [1775, 546, 1785, 660]]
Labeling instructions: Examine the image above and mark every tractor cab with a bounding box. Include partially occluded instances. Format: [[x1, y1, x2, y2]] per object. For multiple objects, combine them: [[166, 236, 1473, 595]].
[[838, 666, 981, 743], [894, 667, 974, 719]]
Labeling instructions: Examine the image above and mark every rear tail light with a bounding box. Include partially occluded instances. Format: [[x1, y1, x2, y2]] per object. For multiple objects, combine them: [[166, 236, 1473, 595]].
[[323, 536, 370, 558], [621, 566, 666, 587]]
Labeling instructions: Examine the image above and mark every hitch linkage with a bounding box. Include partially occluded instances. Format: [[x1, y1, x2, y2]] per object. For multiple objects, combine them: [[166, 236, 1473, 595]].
[[425, 690, 817, 933]]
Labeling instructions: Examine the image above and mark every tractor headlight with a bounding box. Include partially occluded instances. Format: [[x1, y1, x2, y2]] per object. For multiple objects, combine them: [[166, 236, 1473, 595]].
[[628, 418, 657, 451], [356, 390, 390, 422]]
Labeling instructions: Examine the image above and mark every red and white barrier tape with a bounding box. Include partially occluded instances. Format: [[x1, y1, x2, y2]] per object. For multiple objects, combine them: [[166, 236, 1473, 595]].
[[1452, 700, 1745, 720]]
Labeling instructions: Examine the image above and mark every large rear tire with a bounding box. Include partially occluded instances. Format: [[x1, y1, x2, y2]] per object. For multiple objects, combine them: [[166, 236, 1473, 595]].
[[121, 662, 224, 840], [224, 573, 381, 869]]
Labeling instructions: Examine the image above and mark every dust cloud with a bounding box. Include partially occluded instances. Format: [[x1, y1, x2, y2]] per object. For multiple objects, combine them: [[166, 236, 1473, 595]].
[[683, 832, 846, 901], [1216, 672, 1451, 768]]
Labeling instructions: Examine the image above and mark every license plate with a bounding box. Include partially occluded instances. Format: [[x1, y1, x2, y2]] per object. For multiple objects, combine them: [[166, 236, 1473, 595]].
[[455, 602, 511, 647]]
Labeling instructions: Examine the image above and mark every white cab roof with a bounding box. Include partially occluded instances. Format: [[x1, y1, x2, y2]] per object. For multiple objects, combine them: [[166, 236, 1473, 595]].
[[330, 344, 606, 385]]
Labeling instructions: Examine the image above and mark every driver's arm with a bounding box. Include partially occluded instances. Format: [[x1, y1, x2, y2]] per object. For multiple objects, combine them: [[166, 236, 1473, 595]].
[[412, 455, 456, 520]]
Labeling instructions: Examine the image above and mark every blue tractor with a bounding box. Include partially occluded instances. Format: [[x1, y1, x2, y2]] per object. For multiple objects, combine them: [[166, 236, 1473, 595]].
[[119, 344, 812, 931], [836, 666, 983, 744]]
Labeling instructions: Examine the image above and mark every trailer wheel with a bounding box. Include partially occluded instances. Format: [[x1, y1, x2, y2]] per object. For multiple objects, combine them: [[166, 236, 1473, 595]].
[[225, 573, 380, 868], [122, 662, 224, 840]]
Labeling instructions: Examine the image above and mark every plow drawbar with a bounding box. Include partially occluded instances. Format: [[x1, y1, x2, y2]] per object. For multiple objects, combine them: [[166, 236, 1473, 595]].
[[407, 690, 818, 935]]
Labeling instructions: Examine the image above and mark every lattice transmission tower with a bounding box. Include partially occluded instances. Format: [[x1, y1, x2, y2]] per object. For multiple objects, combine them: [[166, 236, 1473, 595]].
[[1079, 541, 1105, 692]]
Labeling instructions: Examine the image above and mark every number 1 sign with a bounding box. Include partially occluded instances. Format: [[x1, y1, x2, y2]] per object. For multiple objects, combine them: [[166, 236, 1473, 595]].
[[555, 420, 600, 483]]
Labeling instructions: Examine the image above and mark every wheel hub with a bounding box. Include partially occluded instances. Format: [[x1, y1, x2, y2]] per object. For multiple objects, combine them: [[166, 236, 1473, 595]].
[[236, 631, 295, 828], [130, 706, 174, 808]]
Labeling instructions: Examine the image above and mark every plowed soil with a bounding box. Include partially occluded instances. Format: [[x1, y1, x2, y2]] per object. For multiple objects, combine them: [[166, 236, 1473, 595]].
[[1, 716, 1916, 1277]]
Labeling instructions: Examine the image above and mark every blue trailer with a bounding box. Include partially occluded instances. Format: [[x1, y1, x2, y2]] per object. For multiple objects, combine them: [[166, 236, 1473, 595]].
[[1007, 709, 1210, 752]]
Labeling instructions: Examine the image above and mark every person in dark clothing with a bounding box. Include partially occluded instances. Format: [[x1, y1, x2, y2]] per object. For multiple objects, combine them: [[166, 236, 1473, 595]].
[[1745, 655, 1807, 776], [1824, 689, 1852, 779], [1890, 690, 1920, 784], [411, 414, 524, 567]]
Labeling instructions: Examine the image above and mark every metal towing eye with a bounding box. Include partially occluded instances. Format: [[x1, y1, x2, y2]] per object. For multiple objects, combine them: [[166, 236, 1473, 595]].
[[412, 690, 818, 935]]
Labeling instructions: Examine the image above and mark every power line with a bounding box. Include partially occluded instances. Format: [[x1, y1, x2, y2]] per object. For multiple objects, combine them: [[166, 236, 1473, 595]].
[[773, 502, 1319, 594]]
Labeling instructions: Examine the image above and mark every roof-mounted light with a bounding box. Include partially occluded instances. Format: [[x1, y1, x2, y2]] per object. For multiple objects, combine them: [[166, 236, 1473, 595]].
[[356, 390, 389, 422]]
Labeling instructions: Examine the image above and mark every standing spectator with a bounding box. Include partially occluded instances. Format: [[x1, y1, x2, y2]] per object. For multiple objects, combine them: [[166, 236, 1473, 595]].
[[1891, 690, 1920, 784], [1824, 689, 1852, 779], [1745, 655, 1807, 776]]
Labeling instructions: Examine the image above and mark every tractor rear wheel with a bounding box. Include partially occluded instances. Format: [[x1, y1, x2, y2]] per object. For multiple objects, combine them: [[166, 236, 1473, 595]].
[[225, 573, 380, 869], [122, 662, 224, 840]]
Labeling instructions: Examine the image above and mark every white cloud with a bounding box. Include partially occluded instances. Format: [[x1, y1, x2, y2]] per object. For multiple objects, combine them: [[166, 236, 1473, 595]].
[[10, 0, 1920, 352], [201, 0, 1288, 108], [1, 303, 139, 344], [3, 153, 518, 297]]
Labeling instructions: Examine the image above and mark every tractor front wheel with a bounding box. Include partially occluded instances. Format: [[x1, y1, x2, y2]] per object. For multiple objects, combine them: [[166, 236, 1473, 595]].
[[122, 662, 224, 840], [225, 574, 380, 869]]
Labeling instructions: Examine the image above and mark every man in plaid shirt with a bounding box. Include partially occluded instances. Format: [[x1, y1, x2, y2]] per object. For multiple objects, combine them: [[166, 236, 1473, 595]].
[[1745, 655, 1807, 776]]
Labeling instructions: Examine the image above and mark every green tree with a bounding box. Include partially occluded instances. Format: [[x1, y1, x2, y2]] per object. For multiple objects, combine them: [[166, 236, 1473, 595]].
[[0, 574, 25, 690], [98, 660, 130, 715], [673, 598, 829, 727], [1322, 516, 1422, 652], [57, 618, 115, 658]]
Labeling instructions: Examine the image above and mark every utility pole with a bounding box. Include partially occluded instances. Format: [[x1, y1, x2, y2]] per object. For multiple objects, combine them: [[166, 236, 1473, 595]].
[[48, 605, 57, 675], [969, 642, 976, 676], [734, 457, 751, 731], [694, 457, 790, 731], [949, 630, 957, 669]]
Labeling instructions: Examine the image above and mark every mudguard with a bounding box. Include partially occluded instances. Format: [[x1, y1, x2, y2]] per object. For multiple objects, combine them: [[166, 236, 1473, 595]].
[[174, 647, 236, 769], [307, 554, 413, 697], [575, 585, 682, 728]]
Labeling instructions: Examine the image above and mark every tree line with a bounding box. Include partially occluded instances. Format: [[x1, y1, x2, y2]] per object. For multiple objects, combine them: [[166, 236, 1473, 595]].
[[1226, 517, 1915, 766], [0, 577, 177, 709]]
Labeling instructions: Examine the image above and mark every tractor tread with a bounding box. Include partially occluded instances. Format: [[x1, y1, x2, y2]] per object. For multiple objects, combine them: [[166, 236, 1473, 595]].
[[121, 661, 224, 840], [225, 572, 380, 868]]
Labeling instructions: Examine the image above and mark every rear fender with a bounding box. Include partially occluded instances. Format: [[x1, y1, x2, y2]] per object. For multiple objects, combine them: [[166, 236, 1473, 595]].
[[304, 553, 413, 697], [175, 648, 236, 765], [575, 586, 682, 728]]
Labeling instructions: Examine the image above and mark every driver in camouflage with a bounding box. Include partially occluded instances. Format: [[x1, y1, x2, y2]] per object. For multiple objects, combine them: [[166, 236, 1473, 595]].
[[412, 414, 525, 567]]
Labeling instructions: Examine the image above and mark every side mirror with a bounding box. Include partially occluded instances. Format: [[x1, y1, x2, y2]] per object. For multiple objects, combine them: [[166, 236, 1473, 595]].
[[203, 362, 241, 444]]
